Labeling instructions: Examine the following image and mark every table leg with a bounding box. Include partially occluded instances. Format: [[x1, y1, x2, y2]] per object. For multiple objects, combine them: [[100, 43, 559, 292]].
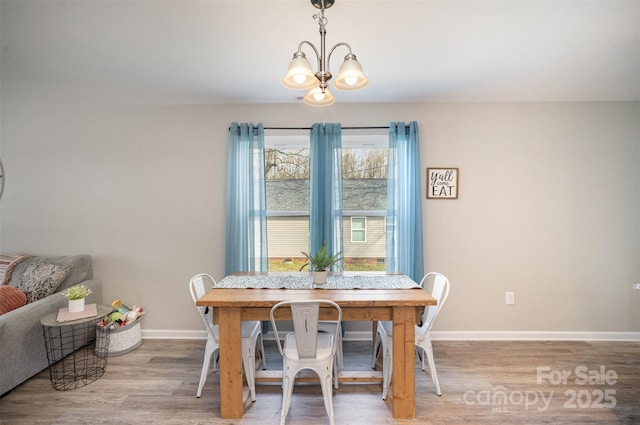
[[391, 306, 416, 419], [217, 306, 244, 418]]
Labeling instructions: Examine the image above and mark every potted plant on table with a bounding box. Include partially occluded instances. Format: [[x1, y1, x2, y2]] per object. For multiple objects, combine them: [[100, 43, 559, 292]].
[[300, 242, 343, 285], [61, 284, 92, 313]]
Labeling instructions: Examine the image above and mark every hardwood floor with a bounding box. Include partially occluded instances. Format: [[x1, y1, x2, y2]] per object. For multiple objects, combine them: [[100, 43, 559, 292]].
[[0, 339, 638, 424]]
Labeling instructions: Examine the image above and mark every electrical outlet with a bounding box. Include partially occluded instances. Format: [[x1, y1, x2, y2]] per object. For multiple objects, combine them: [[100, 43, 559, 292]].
[[506, 291, 515, 305]]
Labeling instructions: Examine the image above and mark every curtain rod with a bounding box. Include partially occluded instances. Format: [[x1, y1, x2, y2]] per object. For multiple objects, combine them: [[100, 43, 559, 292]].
[[228, 126, 389, 131], [264, 126, 389, 130]]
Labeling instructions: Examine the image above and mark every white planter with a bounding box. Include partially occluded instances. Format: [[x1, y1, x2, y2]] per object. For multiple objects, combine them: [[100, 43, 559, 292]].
[[68, 298, 85, 313], [313, 270, 328, 285]]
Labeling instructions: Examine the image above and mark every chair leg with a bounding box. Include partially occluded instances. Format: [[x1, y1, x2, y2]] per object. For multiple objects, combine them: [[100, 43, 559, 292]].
[[381, 341, 392, 401], [197, 341, 217, 398], [424, 340, 442, 396], [416, 346, 424, 369], [416, 346, 427, 372], [257, 333, 267, 370], [371, 331, 381, 369], [331, 330, 343, 389], [280, 368, 296, 425], [335, 331, 344, 371], [319, 363, 336, 425], [212, 350, 219, 372], [242, 339, 257, 402]]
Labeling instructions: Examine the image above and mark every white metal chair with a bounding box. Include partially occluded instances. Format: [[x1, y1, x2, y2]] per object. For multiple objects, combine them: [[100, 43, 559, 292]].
[[270, 300, 342, 425], [189, 273, 266, 400], [371, 272, 450, 399]]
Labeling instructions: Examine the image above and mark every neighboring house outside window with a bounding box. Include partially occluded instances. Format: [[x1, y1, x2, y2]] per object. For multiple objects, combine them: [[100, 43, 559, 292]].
[[341, 179, 386, 265]]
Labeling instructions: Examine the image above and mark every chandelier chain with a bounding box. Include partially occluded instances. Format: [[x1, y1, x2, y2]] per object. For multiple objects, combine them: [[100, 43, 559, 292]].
[[313, 13, 328, 31]]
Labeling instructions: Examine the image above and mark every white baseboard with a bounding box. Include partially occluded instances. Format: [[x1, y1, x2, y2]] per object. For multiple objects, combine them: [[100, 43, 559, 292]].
[[428, 331, 640, 341], [142, 329, 640, 342], [143, 329, 207, 339]]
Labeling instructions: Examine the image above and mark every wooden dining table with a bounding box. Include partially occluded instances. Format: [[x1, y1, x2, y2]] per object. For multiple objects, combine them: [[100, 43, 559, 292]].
[[196, 272, 436, 419]]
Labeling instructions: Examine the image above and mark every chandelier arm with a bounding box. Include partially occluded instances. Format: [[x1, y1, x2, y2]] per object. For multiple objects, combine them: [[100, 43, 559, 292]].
[[297, 40, 321, 68], [326, 42, 353, 70]]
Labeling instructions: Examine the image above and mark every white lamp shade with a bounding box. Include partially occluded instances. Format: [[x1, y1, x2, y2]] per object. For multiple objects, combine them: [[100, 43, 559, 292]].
[[333, 57, 368, 91], [282, 56, 318, 90], [303, 85, 335, 106]]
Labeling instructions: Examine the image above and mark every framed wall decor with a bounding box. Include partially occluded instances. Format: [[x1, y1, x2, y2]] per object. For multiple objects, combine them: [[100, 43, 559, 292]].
[[426, 168, 459, 199]]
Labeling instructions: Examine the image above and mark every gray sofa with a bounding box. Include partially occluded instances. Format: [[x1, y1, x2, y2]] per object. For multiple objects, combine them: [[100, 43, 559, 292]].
[[0, 255, 102, 396]]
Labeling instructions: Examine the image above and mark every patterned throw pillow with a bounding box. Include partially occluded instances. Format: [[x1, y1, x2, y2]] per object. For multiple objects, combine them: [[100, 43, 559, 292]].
[[0, 285, 27, 314], [15, 263, 71, 303]]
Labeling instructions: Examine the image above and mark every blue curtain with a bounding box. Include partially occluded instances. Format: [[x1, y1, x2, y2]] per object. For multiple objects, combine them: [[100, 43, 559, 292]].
[[386, 121, 424, 281], [309, 123, 343, 270], [225, 122, 268, 275]]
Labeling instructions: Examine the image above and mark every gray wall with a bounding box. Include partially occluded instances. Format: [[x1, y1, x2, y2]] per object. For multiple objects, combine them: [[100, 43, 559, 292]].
[[1, 101, 638, 337]]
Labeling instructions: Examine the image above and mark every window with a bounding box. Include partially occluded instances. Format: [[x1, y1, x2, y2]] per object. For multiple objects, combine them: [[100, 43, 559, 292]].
[[341, 131, 387, 271], [264, 129, 388, 272], [264, 131, 310, 271], [227, 121, 421, 279], [351, 217, 366, 242]]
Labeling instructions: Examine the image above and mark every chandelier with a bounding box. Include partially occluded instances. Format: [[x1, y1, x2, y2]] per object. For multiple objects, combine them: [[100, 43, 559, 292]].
[[282, 0, 368, 106]]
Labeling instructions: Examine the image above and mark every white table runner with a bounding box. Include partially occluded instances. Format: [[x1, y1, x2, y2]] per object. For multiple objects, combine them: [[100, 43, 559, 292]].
[[217, 274, 420, 290]]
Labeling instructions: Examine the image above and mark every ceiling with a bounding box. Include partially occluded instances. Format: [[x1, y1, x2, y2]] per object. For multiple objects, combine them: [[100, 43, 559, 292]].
[[1, 0, 639, 106]]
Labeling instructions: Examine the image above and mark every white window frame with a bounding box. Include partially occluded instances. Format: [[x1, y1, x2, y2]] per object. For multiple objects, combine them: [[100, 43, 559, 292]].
[[351, 216, 367, 243]]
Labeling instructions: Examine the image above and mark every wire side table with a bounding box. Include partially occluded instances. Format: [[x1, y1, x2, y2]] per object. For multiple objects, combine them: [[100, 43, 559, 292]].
[[40, 305, 112, 391]]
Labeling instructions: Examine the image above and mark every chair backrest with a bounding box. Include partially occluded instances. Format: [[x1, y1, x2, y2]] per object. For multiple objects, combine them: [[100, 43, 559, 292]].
[[418, 272, 450, 333], [189, 273, 218, 342], [270, 300, 342, 359]]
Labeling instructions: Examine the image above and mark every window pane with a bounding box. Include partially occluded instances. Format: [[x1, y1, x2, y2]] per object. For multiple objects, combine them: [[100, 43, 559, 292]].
[[342, 145, 388, 272], [352, 217, 365, 230], [352, 230, 366, 242], [265, 144, 310, 271]]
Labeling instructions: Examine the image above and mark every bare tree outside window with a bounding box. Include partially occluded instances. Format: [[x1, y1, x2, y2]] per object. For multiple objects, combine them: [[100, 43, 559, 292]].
[[265, 148, 309, 179], [342, 149, 388, 179]]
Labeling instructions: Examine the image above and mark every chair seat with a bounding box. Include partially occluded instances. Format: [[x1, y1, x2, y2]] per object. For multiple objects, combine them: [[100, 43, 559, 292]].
[[283, 333, 334, 362]]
